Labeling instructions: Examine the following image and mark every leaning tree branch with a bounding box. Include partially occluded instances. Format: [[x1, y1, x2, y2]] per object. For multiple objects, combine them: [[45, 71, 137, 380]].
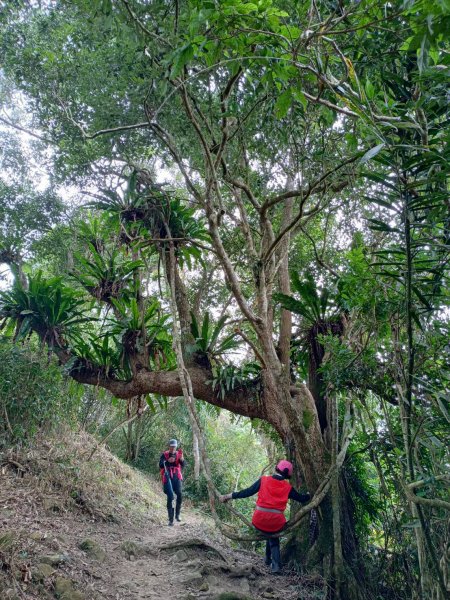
[[234, 329, 267, 367], [0, 115, 54, 145], [403, 486, 450, 512], [144, 55, 401, 126], [407, 476, 450, 491], [65, 359, 265, 420], [82, 122, 150, 140], [225, 176, 261, 211]]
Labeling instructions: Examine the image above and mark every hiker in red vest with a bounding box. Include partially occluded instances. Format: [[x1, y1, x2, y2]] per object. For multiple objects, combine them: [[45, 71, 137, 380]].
[[219, 460, 310, 574], [159, 439, 184, 526]]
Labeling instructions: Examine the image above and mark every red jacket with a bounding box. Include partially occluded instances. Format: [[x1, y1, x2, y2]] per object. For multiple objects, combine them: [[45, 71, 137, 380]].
[[251, 475, 292, 533], [160, 450, 184, 484]]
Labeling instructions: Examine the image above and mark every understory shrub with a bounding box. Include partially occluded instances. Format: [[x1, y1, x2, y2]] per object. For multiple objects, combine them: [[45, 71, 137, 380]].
[[0, 338, 82, 447]]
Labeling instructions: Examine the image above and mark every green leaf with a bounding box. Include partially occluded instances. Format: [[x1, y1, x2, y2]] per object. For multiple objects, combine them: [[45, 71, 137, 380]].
[[367, 219, 400, 233], [146, 395, 156, 413], [365, 78, 375, 100], [359, 144, 385, 165], [190, 312, 200, 340], [412, 285, 433, 310], [345, 133, 358, 152], [273, 292, 315, 323], [365, 196, 397, 210], [201, 311, 210, 344], [170, 44, 195, 78], [292, 88, 307, 110], [210, 314, 227, 350], [274, 89, 292, 119], [238, 3, 258, 14]]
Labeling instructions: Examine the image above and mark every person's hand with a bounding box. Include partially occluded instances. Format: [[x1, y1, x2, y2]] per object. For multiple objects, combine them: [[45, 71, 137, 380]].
[[219, 493, 233, 503], [168, 457, 175, 463]]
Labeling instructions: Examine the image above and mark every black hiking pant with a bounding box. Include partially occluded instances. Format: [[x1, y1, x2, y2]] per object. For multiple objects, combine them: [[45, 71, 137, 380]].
[[255, 525, 283, 572], [265, 537, 280, 555], [265, 538, 280, 561], [163, 475, 182, 516]]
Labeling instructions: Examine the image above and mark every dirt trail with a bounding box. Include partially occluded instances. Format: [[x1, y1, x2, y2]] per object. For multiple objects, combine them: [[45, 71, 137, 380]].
[[1, 491, 303, 599], [0, 433, 322, 600]]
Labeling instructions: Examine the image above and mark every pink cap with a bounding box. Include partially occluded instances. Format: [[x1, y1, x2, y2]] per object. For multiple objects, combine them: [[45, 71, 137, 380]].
[[276, 460, 293, 477]]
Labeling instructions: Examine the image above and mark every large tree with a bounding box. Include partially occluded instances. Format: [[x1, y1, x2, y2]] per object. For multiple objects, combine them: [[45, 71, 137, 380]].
[[1, 1, 449, 598]]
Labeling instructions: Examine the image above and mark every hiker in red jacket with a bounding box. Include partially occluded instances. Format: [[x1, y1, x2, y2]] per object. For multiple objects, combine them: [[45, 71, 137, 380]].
[[159, 439, 184, 526], [219, 460, 310, 573]]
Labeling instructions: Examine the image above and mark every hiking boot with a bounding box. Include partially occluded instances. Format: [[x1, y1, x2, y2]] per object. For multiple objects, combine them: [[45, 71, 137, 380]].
[[168, 507, 174, 526], [175, 513, 181, 522], [271, 562, 281, 574], [271, 545, 282, 575]]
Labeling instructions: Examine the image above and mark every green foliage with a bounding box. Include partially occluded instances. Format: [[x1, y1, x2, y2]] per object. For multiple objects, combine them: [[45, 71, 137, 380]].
[[87, 171, 143, 215], [189, 312, 239, 361], [209, 362, 261, 400], [274, 271, 336, 324], [109, 297, 174, 371], [72, 242, 142, 303], [0, 116, 65, 271], [0, 272, 89, 346], [337, 246, 387, 318], [0, 179, 64, 259], [196, 410, 268, 521], [0, 339, 82, 446], [402, 0, 450, 72], [67, 298, 174, 379], [343, 445, 380, 541], [89, 174, 210, 269], [363, 156, 449, 319], [317, 334, 380, 392], [68, 332, 122, 378]]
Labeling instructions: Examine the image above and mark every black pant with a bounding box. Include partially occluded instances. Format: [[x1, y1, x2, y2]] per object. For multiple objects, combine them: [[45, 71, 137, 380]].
[[265, 537, 280, 555], [255, 526, 283, 570], [163, 476, 182, 513]]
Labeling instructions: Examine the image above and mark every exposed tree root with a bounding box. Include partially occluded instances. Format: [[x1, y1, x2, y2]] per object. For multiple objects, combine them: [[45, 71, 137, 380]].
[[157, 537, 230, 565]]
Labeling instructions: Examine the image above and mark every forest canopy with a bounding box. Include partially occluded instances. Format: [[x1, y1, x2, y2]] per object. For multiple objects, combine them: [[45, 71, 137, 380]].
[[0, 1, 449, 599]]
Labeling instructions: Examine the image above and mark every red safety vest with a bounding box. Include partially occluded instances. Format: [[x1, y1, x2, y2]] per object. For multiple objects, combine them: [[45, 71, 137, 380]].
[[160, 450, 183, 484], [251, 476, 292, 533]]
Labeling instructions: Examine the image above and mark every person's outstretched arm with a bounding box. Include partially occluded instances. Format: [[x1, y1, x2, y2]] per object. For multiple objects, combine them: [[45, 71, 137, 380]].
[[159, 454, 166, 469], [220, 479, 261, 502]]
